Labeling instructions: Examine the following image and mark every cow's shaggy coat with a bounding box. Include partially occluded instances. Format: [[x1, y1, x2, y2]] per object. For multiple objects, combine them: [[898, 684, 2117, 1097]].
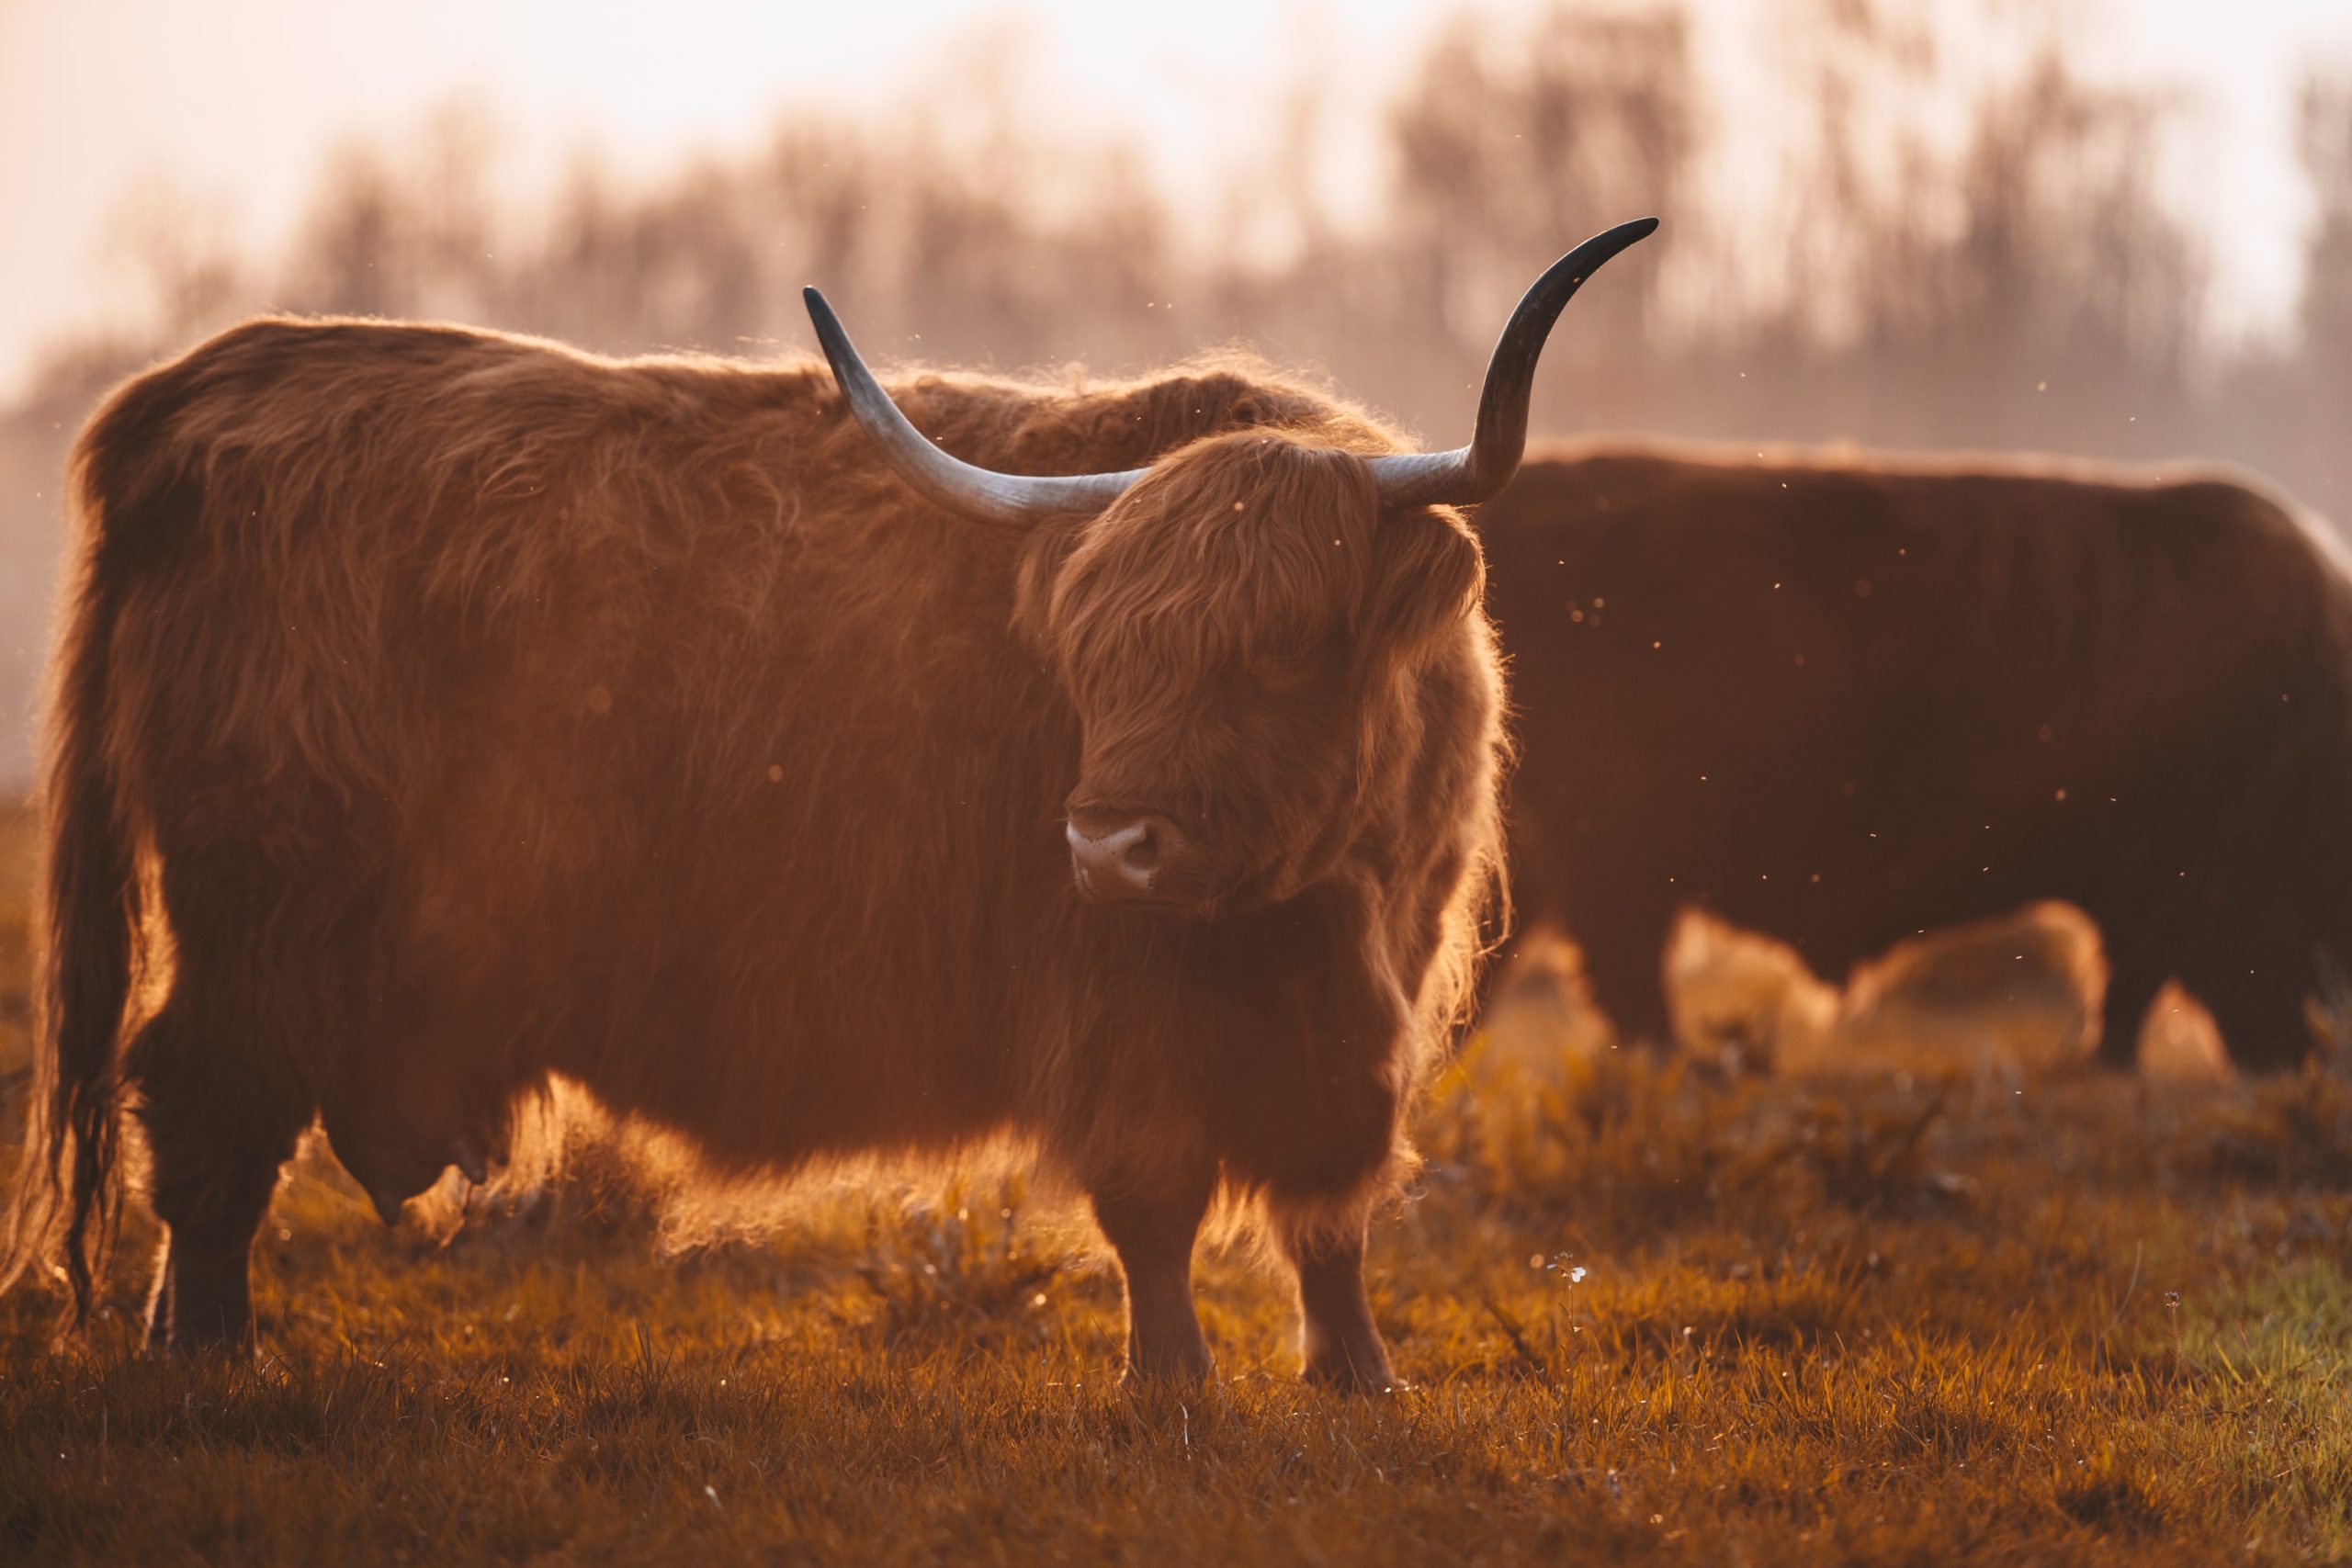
[[5, 319, 1506, 1387], [1484, 439, 2351, 1069]]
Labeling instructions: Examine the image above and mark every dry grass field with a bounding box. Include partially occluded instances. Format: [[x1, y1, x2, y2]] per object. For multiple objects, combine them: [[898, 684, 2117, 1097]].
[[3, 803, 2350, 1564]]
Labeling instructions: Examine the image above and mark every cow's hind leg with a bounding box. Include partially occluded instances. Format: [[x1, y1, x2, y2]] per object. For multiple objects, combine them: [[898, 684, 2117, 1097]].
[[1089, 1169, 1216, 1388], [2188, 942, 2322, 1072], [1281, 1219, 1396, 1393], [128, 989, 312, 1353], [2095, 942, 2170, 1071], [2168, 872, 2325, 1071], [1571, 905, 1677, 1053]]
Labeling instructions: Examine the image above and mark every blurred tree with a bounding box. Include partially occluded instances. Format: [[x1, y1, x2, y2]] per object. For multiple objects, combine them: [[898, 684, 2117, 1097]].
[[2257, 66, 2352, 513], [289, 107, 503, 325], [2297, 70, 2352, 386], [761, 118, 877, 341], [1383, 3, 1696, 440], [292, 142, 409, 318], [1924, 52, 2205, 450], [1749, 0, 2205, 454]]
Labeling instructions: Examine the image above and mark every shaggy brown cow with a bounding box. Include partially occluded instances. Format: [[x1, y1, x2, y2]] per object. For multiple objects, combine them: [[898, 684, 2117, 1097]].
[[1, 222, 1656, 1384], [1484, 440, 2349, 1070]]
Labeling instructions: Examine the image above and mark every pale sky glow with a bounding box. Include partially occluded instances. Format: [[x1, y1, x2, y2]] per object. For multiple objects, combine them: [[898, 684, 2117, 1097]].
[[1, 0, 2348, 400]]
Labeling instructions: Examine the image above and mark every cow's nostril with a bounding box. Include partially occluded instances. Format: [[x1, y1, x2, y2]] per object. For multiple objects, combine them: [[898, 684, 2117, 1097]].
[[1065, 811, 1191, 903], [1120, 823, 1159, 872]]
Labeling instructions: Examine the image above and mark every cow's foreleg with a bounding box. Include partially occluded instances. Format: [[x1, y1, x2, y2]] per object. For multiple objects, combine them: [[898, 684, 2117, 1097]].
[[1089, 1172, 1215, 1387], [1282, 1221, 1396, 1393], [127, 993, 311, 1355]]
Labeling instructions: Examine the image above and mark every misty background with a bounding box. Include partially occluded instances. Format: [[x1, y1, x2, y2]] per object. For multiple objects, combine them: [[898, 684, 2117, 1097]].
[[0, 0, 2347, 786]]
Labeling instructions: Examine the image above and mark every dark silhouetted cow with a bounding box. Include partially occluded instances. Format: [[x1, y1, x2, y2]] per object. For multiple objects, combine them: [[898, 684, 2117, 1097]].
[[1486, 441, 2346, 1071]]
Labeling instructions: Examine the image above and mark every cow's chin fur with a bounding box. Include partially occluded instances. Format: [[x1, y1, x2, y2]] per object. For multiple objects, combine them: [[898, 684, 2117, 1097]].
[[1023, 429, 1488, 928], [1073, 881, 1226, 922]]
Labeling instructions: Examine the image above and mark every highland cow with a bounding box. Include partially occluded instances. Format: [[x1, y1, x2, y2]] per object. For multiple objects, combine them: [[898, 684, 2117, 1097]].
[[1484, 440, 2350, 1070], [2, 222, 1657, 1384]]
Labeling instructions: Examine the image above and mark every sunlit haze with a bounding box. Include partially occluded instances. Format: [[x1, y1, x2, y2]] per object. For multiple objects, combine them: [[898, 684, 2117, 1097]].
[[2, 0, 2348, 399]]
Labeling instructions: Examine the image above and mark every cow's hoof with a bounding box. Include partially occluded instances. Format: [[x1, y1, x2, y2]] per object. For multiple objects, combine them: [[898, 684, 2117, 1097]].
[[144, 1325, 258, 1361], [1121, 1348, 1216, 1392], [1304, 1342, 1399, 1395]]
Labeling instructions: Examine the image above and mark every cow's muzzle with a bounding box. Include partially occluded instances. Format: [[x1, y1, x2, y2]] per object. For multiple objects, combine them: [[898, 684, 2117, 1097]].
[[1065, 807, 1202, 908]]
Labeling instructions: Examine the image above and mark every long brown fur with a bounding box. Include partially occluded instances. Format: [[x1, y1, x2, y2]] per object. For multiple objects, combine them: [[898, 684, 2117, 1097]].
[[1482, 437, 2349, 1069], [2, 318, 1504, 1382]]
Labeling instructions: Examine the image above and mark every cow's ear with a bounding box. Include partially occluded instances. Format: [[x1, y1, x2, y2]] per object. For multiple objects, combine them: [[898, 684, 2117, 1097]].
[[1011, 513, 1089, 654], [1362, 510, 1484, 663]]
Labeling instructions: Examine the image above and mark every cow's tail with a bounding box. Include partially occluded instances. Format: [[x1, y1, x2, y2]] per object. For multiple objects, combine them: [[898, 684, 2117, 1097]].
[[2, 436, 141, 1330]]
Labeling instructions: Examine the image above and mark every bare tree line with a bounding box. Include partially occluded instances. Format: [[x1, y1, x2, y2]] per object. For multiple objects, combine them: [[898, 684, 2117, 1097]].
[[0, 0, 2346, 782]]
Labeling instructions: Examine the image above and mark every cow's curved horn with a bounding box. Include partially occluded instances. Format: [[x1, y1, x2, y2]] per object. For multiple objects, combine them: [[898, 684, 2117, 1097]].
[[804, 288, 1146, 526], [806, 214, 1656, 525], [1361, 216, 1659, 511]]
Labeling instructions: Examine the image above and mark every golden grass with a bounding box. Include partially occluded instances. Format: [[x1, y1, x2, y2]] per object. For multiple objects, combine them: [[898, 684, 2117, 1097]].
[[4, 807, 2351, 1564]]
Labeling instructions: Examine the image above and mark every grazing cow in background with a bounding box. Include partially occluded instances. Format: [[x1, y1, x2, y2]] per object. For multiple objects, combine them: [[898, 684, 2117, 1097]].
[[1483, 440, 2350, 1071], [1, 220, 1657, 1385]]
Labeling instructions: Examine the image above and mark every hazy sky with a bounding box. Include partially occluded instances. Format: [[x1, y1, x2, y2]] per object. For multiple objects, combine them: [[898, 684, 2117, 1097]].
[[2, 0, 2348, 400]]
